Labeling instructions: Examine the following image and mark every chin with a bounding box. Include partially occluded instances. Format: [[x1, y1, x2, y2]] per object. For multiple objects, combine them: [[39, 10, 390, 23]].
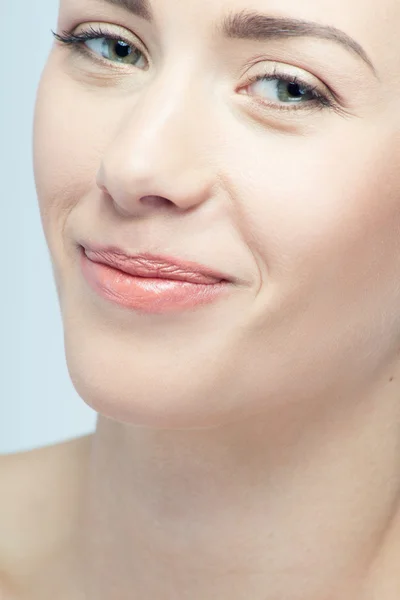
[[62, 332, 243, 432], [67, 372, 240, 431]]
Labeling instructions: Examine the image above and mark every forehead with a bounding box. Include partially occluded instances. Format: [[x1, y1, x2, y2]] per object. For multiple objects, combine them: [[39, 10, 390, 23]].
[[60, 0, 400, 67], [157, 0, 399, 74], [166, 0, 398, 42], [62, 0, 399, 25]]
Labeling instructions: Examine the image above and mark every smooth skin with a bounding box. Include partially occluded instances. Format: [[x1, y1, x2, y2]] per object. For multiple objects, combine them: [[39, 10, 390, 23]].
[[8, 0, 400, 597]]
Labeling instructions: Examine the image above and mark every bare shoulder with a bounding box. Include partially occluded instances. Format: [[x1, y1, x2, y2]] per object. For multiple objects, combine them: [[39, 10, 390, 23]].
[[0, 435, 93, 598]]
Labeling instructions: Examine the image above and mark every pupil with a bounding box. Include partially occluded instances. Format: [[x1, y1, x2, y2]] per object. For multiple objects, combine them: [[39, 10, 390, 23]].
[[115, 41, 131, 58], [287, 82, 303, 98]]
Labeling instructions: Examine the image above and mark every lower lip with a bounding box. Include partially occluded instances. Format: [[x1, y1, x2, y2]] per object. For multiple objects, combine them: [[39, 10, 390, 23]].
[[80, 249, 231, 314]]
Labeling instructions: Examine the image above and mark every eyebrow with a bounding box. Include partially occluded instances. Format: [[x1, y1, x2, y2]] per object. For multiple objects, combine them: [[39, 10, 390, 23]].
[[102, 0, 153, 21], [219, 11, 377, 76], [102, 0, 377, 76]]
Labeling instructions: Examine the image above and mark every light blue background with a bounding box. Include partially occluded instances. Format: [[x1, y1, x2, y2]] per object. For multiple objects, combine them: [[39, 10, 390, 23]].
[[1, 1, 97, 454]]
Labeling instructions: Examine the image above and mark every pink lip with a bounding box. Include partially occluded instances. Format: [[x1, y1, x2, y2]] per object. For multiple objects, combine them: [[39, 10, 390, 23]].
[[79, 244, 233, 314], [81, 244, 230, 284]]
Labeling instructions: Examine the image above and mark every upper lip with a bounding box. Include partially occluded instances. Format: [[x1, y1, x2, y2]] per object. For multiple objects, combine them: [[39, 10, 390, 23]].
[[81, 243, 233, 284]]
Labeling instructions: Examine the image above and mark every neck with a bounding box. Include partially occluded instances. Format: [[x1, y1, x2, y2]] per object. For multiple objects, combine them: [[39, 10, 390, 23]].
[[77, 387, 400, 600]]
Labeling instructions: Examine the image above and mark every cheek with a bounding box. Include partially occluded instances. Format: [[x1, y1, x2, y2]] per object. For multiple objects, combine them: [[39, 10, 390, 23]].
[[33, 57, 106, 252], [216, 123, 400, 394], [224, 123, 400, 294]]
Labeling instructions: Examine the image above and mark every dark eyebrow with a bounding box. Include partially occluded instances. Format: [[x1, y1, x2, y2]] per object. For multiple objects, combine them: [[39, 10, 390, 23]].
[[218, 10, 377, 76], [101, 0, 154, 21], [101, 1, 377, 77]]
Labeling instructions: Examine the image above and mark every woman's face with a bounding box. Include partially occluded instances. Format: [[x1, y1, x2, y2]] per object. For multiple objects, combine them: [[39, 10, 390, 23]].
[[33, 0, 400, 428]]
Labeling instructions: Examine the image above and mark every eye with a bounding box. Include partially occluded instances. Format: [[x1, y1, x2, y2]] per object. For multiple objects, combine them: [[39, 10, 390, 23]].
[[250, 76, 320, 104], [85, 37, 147, 68], [241, 65, 336, 112], [53, 25, 148, 69]]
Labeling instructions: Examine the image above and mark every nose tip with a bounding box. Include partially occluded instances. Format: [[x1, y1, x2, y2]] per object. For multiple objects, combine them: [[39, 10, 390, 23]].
[[97, 171, 173, 214], [94, 91, 217, 217], [96, 158, 216, 218]]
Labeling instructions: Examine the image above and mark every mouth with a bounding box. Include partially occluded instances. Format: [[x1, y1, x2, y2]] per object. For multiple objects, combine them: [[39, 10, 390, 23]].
[[80, 243, 233, 285], [78, 243, 234, 314]]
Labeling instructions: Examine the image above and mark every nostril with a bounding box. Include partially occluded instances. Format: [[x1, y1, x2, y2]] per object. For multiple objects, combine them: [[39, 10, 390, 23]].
[[98, 183, 110, 196], [140, 195, 172, 208], [96, 177, 111, 198]]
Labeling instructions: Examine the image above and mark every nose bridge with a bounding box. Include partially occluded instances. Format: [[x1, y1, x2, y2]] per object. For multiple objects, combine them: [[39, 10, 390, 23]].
[[126, 70, 197, 158], [99, 63, 214, 205]]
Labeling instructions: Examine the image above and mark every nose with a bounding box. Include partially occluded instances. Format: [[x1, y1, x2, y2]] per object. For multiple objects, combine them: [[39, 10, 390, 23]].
[[96, 74, 216, 217]]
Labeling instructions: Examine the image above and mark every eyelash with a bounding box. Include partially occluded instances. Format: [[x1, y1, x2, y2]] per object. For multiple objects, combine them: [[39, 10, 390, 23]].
[[53, 25, 145, 63], [52, 26, 342, 114], [244, 69, 335, 113]]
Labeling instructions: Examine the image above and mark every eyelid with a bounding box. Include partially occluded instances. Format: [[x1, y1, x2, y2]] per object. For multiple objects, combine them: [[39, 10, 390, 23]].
[[240, 58, 347, 108], [78, 22, 145, 46], [54, 23, 150, 68], [244, 62, 331, 96], [237, 64, 352, 117], [249, 72, 332, 105]]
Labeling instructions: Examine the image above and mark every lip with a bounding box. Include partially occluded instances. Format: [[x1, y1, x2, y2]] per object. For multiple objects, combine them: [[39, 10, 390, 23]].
[[80, 243, 233, 284], [78, 243, 234, 314]]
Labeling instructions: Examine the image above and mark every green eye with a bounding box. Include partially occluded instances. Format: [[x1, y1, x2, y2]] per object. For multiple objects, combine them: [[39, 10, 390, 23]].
[[52, 26, 148, 70], [85, 37, 147, 68], [249, 77, 317, 104], [275, 80, 316, 103]]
